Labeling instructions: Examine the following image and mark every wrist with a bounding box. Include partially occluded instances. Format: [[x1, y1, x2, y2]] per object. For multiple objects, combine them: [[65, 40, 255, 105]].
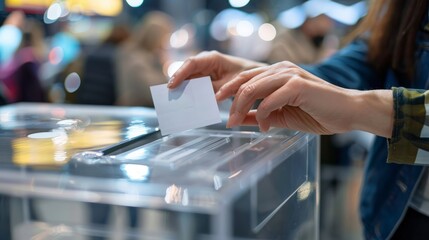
[[351, 90, 394, 138]]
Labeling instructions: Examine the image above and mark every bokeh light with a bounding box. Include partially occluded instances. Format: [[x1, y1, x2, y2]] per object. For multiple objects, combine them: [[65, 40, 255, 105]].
[[49, 47, 64, 65], [277, 6, 306, 29], [0, 25, 22, 63], [236, 20, 254, 37], [120, 164, 150, 181], [46, 3, 62, 22], [64, 72, 81, 93], [229, 0, 250, 8], [170, 29, 189, 48], [167, 61, 184, 77], [210, 8, 247, 41], [126, 0, 144, 8], [50, 32, 81, 67], [258, 23, 276, 41]]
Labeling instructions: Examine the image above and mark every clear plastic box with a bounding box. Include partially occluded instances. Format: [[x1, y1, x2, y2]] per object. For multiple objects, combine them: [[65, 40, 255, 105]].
[[0, 103, 319, 240]]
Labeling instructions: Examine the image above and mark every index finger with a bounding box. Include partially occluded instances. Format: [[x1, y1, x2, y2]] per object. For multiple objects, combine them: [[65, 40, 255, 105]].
[[168, 51, 216, 89]]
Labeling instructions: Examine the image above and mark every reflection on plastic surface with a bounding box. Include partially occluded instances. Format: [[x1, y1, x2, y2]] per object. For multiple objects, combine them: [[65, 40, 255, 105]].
[[94, 129, 308, 201], [251, 135, 309, 232], [13, 122, 122, 166], [297, 182, 312, 201], [228, 170, 242, 179], [120, 164, 150, 181], [27, 131, 65, 139], [1, 117, 319, 239], [152, 136, 231, 167], [0, 104, 158, 167], [213, 175, 222, 190], [14, 222, 74, 240], [126, 120, 152, 139], [165, 184, 189, 206], [115, 130, 259, 174]]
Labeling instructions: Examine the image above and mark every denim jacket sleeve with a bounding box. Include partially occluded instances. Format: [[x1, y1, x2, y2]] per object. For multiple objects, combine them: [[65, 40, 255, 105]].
[[388, 87, 429, 165], [302, 39, 381, 90]]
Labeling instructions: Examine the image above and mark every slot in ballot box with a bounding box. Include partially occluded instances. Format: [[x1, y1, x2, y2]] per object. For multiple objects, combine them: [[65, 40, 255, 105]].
[[0, 103, 319, 240]]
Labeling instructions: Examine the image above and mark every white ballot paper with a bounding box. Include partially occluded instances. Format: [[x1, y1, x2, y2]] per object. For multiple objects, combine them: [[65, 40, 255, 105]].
[[150, 76, 221, 136]]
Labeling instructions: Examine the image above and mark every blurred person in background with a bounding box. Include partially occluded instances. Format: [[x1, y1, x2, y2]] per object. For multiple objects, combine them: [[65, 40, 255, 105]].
[[0, 11, 47, 103], [0, 11, 25, 105], [76, 23, 131, 105], [267, 14, 337, 64], [0, 11, 25, 65], [116, 11, 173, 107], [168, 0, 429, 239]]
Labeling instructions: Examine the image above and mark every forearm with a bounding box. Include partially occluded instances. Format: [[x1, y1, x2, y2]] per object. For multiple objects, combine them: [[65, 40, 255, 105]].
[[351, 87, 429, 165]]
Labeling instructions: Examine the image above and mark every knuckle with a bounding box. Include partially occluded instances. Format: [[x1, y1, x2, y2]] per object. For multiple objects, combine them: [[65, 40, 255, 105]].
[[286, 67, 301, 76], [242, 84, 256, 98], [186, 56, 196, 65], [202, 50, 221, 59], [237, 71, 249, 79], [288, 76, 306, 89], [276, 61, 300, 75], [279, 61, 290, 66], [209, 50, 220, 56], [288, 67, 300, 74], [278, 61, 295, 68], [198, 50, 210, 56], [288, 62, 299, 68]]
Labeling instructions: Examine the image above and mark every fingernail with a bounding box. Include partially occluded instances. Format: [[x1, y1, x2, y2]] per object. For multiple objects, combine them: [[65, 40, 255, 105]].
[[227, 113, 238, 128], [226, 117, 232, 128], [226, 121, 236, 128], [167, 77, 175, 88], [215, 90, 222, 100]]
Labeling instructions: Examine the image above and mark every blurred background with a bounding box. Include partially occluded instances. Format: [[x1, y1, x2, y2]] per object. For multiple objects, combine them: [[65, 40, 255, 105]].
[[0, 0, 371, 239]]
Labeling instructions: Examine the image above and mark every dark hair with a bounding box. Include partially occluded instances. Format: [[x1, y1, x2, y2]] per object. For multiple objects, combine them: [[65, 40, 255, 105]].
[[347, 0, 428, 85]]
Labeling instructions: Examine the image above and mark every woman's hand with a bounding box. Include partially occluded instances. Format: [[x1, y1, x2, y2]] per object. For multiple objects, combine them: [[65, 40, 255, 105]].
[[169, 52, 394, 137], [168, 51, 266, 95], [218, 61, 394, 137]]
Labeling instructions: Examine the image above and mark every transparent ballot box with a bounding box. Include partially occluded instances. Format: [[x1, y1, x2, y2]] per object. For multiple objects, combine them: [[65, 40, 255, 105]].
[[0, 103, 319, 240]]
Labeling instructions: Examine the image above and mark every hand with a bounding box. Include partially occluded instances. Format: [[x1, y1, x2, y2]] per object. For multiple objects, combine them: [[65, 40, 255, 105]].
[[218, 61, 393, 137], [167, 51, 266, 95]]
